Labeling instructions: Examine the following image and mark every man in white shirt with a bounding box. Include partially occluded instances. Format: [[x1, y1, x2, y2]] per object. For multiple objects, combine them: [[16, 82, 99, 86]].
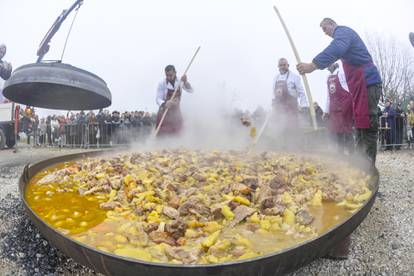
[[269, 58, 309, 149], [155, 65, 193, 136], [272, 58, 308, 114]]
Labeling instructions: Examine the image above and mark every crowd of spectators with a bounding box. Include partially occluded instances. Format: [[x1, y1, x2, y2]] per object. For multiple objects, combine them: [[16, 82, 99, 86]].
[[15, 100, 414, 150], [379, 99, 414, 150], [236, 100, 414, 151], [19, 108, 157, 148]]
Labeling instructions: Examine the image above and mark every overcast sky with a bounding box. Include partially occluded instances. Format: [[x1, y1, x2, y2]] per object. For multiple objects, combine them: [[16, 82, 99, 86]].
[[1, 0, 413, 117]]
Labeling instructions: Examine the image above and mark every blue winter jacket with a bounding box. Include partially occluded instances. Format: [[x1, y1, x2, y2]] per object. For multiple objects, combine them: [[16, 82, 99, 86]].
[[313, 26, 382, 86]]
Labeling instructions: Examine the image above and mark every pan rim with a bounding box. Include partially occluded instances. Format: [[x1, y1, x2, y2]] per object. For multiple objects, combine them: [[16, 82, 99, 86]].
[[19, 149, 379, 269]]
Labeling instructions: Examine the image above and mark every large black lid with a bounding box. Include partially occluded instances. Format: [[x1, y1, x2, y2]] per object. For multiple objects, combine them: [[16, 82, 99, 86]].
[[2, 0, 112, 110], [2, 62, 111, 110]]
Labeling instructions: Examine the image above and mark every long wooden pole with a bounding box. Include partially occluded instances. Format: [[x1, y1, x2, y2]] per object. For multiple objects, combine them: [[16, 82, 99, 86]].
[[273, 6, 318, 130], [154, 46, 201, 137], [252, 108, 272, 146]]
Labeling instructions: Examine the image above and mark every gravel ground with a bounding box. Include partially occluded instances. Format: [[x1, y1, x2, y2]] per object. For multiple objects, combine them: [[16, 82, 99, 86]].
[[0, 146, 100, 276], [0, 146, 413, 275]]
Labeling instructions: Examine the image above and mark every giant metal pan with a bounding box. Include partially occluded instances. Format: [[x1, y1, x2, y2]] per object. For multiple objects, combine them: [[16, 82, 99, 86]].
[[19, 150, 379, 276]]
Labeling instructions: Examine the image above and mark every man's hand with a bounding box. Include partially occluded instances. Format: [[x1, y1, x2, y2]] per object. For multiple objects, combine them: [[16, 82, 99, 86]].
[[181, 74, 188, 83], [322, 112, 329, 121], [296, 62, 317, 75]]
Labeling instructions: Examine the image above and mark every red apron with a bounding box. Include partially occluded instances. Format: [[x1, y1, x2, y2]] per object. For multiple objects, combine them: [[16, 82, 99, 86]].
[[273, 72, 298, 115], [14, 105, 20, 135], [341, 61, 370, 129], [155, 87, 183, 137], [327, 73, 353, 133]]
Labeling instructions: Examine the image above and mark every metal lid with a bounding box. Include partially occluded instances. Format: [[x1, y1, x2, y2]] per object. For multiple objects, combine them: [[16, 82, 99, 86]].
[[2, 62, 112, 110]]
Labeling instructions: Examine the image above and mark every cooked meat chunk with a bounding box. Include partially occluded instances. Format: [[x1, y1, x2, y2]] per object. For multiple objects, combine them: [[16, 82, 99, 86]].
[[296, 209, 314, 225], [109, 177, 122, 190], [228, 201, 241, 210], [37, 168, 69, 184], [168, 195, 181, 209], [83, 184, 112, 195], [99, 201, 121, 210], [134, 206, 144, 216], [177, 174, 188, 182], [229, 205, 255, 227], [246, 223, 260, 232], [148, 231, 176, 246], [231, 183, 252, 195], [165, 183, 178, 192], [162, 206, 180, 219], [178, 196, 210, 217], [256, 185, 273, 205], [165, 219, 187, 240], [144, 222, 159, 233], [181, 187, 197, 198], [230, 246, 246, 257], [263, 205, 284, 216], [242, 177, 259, 190], [165, 246, 201, 264], [269, 175, 287, 191], [211, 204, 224, 220], [260, 197, 275, 210]]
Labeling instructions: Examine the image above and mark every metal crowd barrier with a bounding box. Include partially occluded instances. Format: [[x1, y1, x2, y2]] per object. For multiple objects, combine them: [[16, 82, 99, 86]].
[[378, 114, 413, 150], [26, 122, 154, 148], [20, 115, 414, 151]]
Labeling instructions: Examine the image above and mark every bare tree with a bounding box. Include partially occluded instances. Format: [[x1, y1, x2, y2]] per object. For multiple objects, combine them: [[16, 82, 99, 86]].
[[365, 33, 414, 104]]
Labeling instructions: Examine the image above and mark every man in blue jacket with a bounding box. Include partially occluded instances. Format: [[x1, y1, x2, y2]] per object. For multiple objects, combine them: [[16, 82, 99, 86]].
[[297, 18, 382, 168], [297, 18, 383, 260]]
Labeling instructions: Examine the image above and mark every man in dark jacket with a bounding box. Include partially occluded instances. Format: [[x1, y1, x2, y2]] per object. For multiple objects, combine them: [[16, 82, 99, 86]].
[[77, 111, 88, 148], [46, 116, 52, 146], [381, 99, 396, 150], [297, 18, 382, 167], [297, 17, 383, 260], [0, 44, 12, 81], [395, 103, 405, 150]]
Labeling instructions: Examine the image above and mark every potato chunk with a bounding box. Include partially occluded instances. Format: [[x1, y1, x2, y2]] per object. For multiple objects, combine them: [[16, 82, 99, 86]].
[[201, 230, 221, 248]]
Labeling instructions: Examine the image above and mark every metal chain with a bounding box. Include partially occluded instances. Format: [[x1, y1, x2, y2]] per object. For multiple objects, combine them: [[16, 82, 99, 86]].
[[60, 5, 81, 62]]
